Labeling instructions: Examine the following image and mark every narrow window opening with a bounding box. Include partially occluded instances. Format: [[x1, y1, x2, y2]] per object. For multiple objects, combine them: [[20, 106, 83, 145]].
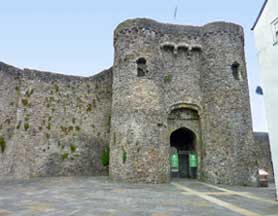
[[136, 57, 147, 77], [231, 61, 240, 80]]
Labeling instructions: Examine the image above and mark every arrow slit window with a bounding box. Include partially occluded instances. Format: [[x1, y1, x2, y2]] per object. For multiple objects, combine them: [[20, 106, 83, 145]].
[[231, 62, 241, 80]]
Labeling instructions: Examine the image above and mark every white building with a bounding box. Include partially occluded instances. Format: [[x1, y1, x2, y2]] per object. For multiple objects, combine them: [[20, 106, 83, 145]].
[[252, 0, 278, 200]]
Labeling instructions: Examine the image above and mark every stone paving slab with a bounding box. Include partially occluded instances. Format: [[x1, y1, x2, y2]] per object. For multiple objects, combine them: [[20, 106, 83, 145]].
[[212, 194, 278, 215], [0, 177, 277, 216]]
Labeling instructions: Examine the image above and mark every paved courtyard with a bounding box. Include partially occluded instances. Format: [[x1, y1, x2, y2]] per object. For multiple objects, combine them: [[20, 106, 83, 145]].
[[0, 177, 277, 216]]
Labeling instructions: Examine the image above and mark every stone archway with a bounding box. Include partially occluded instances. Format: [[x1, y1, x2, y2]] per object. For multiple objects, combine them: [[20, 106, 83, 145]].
[[170, 128, 196, 178], [168, 107, 202, 179]]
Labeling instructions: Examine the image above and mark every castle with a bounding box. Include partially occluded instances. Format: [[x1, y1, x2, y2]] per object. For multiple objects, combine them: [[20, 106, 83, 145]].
[[0, 18, 273, 185]]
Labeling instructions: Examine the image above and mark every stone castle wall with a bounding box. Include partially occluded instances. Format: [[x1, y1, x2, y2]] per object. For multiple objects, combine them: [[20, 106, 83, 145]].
[[0, 62, 112, 180], [0, 18, 272, 186], [111, 18, 258, 185]]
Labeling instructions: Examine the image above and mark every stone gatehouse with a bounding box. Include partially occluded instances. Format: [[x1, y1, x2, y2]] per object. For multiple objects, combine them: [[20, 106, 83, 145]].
[[0, 18, 273, 185]]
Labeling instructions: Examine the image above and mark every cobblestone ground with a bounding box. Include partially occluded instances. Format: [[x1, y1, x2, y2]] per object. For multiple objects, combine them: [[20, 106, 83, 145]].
[[0, 177, 277, 216]]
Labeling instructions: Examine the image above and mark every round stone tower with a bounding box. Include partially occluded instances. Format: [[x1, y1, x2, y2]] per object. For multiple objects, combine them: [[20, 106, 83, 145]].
[[110, 19, 170, 183], [200, 22, 257, 185], [110, 19, 172, 183]]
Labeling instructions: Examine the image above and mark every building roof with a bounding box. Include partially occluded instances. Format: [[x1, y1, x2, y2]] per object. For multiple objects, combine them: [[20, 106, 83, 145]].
[[251, 0, 268, 30]]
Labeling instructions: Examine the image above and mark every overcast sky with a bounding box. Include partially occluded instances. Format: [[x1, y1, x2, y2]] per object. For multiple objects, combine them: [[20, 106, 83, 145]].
[[0, 0, 268, 131]]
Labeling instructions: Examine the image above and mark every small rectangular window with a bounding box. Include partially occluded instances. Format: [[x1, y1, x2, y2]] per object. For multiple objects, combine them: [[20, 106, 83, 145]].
[[271, 18, 278, 45]]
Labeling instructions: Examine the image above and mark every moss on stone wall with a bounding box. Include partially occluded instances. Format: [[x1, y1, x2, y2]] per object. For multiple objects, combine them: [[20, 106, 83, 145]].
[[47, 123, 51, 130], [54, 84, 59, 93], [24, 123, 29, 131], [21, 98, 29, 106], [164, 74, 173, 83], [75, 126, 80, 131], [0, 136, 6, 153], [122, 148, 127, 164], [16, 121, 22, 129], [0, 62, 112, 179], [70, 144, 76, 153], [61, 153, 69, 160], [87, 104, 92, 112], [100, 147, 109, 167]]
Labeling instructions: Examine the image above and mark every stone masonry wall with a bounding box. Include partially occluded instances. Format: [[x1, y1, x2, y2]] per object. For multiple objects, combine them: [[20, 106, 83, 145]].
[[0, 18, 271, 186], [0, 64, 21, 178], [111, 18, 258, 185], [254, 132, 274, 181], [111, 19, 170, 183], [0, 62, 112, 180], [200, 22, 258, 185]]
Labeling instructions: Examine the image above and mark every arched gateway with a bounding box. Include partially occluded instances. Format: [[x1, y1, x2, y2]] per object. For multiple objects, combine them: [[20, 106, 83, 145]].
[[109, 18, 259, 185], [168, 107, 201, 179], [170, 128, 197, 178]]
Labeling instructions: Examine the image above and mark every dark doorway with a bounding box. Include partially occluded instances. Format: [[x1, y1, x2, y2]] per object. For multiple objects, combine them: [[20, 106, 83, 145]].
[[170, 128, 197, 178]]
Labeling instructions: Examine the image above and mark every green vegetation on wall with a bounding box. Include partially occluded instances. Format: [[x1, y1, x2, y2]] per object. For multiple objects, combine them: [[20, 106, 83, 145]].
[[100, 146, 109, 167], [164, 74, 173, 83], [47, 123, 51, 130], [75, 126, 80, 131], [24, 116, 29, 122], [24, 123, 29, 131], [92, 99, 96, 108], [107, 114, 111, 127], [60, 126, 74, 135], [70, 144, 77, 153], [54, 84, 59, 93], [21, 98, 29, 106], [87, 103, 92, 112], [61, 153, 69, 161], [0, 136, 6, 153], [122, 148, 127, 164], [16, 121, 22, 129]]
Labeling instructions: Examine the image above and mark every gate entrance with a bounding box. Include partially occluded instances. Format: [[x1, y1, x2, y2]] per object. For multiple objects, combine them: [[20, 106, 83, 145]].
[[170, 127, 197, 178]]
